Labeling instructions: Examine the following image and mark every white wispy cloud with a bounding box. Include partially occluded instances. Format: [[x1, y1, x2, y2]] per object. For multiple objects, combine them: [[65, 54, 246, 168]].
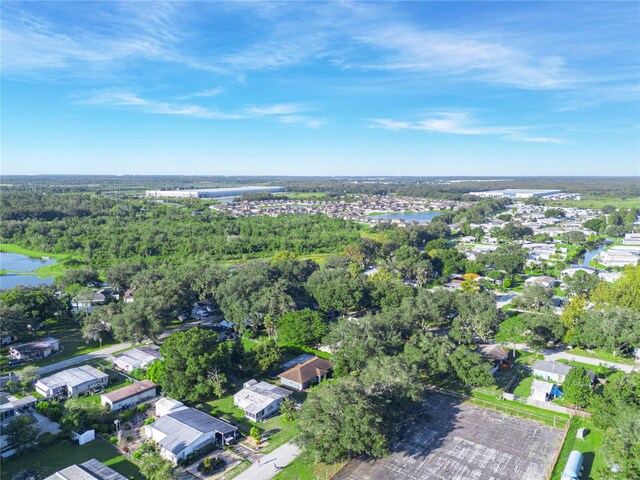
[[75, 91, 326, 127], [76, 90, 245, 120], [245, 103, 326, 128], [370, 112, 563, 143]]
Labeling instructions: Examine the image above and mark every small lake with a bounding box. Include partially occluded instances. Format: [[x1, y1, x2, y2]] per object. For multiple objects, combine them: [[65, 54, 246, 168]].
[[571, 240, 610, 268], [0, 252, 56, 290], [371, 211, 443, 223]]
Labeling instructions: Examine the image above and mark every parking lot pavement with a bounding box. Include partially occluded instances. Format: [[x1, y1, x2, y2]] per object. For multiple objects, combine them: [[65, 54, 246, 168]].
[[337, 394, 564, 480]]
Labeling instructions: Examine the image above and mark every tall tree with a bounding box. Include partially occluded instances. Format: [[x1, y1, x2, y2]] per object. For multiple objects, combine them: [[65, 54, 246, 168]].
[[296, 379, 390, 463], [562, 366, 593, 408]]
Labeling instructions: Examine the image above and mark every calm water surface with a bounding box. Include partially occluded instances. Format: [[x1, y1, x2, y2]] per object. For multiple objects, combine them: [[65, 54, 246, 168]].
[[372, 211, 443, 223], [0, 252, 56, 290]]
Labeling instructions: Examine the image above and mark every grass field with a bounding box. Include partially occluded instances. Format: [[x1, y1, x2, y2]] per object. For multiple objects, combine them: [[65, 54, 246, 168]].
[[548, 196, 640, 209], [569, 348, 637, 365], [0, 440, 141, 480], [550, 418, 606, 480], [275, 455, 347, 480], [3, 320, 120, 371]]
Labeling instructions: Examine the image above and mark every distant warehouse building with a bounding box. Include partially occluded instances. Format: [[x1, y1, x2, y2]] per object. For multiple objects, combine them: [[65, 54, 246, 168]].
[[469, 189, 562, 199], [145, 186, 285, 199]]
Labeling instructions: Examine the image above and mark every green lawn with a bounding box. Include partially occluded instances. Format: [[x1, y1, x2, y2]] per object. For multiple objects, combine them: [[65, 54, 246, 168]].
[[205, 383, 301, 454], [512, 375, 534, 397], [275, 454, 347, 480], [550, 418, 606, 480], [0, 440, 141, 480], [15, 322, 119, 370], [3, 319, 120, 372], [568, 348, 636, 366]]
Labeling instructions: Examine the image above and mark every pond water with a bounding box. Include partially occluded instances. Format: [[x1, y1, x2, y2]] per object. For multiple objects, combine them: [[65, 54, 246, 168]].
[[571, 240, 611, 268], [371, 211, 443, 223], [0, 252, 56, 290]]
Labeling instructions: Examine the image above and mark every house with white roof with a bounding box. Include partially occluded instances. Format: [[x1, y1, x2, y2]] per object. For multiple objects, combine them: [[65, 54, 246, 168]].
[[112, 346, 161, 372], [145, 400, 237, 465], [35, 365, 108, 399], [233, 380, 292, 422]]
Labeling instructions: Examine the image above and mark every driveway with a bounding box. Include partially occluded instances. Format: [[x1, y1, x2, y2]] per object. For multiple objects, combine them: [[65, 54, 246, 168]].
[[233, 442, 301, 480]]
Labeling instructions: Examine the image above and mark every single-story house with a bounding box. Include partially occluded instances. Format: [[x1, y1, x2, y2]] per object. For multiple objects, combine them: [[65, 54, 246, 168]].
[[145, 403, 238, 464], [530, 379, 555, 402], [1, 334, 17, 346], [532, 360, 572, 383], [524, 276, 558, 288], [278, 356, 332, 391], [233, 380, 292, 422], [477, 344, 510, 374], [532, 360, 595, 385], [112, 346, 162, 372], [101, 380, 156, 411], [45, 459, 127, 480], [35, 365, 108, 399], [155, 397, 185, 417], [8, 337, 59, 361]]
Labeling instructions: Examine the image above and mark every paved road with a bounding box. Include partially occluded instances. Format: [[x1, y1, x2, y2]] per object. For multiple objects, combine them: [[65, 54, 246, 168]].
[[544, 350, 637, 373], [234, 442, 301, 480], [38, 341, 134, 375], [500, 343, 638, 373], [36, 317, 216, 375]]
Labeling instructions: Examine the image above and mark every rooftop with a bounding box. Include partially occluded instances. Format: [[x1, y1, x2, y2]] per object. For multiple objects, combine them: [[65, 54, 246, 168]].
[[45, 459, 127, 480], [234, 381, 291, 415], [101, 380, 156, 404], [37, 365, 108, 390], [278, 356, 332, 385]]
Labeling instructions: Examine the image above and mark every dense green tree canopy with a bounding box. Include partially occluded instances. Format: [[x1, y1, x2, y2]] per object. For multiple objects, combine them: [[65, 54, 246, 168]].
[[277, 309, 328, 347], [159, 328, 235, 402]]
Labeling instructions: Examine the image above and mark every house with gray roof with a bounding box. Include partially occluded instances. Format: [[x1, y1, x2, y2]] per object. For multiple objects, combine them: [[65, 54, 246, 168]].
[[233, 380, 292, 422], [532, 360, 595, 385], [144, 402, 237, 465], [35, 365, 108, 399], [112, 346, 161, 372], [45, 459, 127, 480]]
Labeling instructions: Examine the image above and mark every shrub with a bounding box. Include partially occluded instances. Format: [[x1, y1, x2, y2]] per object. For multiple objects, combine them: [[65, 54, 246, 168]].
[[109, 436, 118, 444], [126, 435, 133, 441], [144, 418, 155, 425], [136, 403, 149, 412], [120, 410, 133, 421], [37, 432, 57, 447]]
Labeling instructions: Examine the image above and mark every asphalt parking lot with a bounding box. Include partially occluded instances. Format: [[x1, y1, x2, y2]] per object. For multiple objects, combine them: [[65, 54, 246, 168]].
[[337, 394, 564, 480]]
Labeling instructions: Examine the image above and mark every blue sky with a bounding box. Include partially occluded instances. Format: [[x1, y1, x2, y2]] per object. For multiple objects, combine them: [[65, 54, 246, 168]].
[[2, 1, 639, 176]]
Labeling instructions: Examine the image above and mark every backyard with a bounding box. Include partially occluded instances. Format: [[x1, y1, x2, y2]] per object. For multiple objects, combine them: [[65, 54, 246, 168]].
[[204, 384, 301, 454], [0, 439, 141, 480], [550, 418, 606, 480]]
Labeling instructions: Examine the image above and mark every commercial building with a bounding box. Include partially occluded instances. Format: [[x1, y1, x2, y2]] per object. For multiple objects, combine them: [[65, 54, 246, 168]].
[[145, 186, 285, 199], [35, 365, 108, 399], [100, 380, 156, 411], [145, 401, 238, 464], [45, 459, 127, 480], [469, 189, 562, 199]]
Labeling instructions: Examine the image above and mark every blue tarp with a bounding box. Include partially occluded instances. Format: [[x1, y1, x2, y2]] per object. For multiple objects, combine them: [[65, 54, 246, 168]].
[[552, 385, 564, 397]]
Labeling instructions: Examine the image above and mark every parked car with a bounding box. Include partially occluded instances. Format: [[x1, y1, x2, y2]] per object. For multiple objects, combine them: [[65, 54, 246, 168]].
[[8, 359, 26, 367]]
